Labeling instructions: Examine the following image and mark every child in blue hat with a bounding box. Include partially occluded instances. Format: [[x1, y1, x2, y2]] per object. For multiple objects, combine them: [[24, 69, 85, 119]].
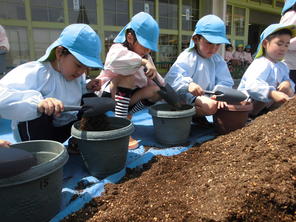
[[238, 23, 296, 117], [280, 0, 296, 91], [0, 24, 103, 144], [165, 14, 234, 125], [96, 12, 164, 149]]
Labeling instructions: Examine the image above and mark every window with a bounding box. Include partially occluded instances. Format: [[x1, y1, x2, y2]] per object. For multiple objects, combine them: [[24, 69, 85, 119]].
[[226, 5, 232, 35], [234, 7, 245, 36], [182, 35, 191, 50], [33, 28, 61, 59], [182, 0, 199, 31], [159, 0, 178, 29], [276, 0, 284, 8], [133, 0, 155, 17], [104, 0, 129, 26], [261, 0, 272, 4], [104, 31, 119, 56], [0, 0, 25, 20], [5, 26, 29, 67], [157, 34, 178, 74], [68, 0, 97, 24], [31, 0, 64, 22]]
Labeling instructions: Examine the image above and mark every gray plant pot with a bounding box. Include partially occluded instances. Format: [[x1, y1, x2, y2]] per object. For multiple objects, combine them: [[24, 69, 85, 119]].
[[0, 140, 69, 222], [71, 117, 134, 179], [148, 103, 196, 145]]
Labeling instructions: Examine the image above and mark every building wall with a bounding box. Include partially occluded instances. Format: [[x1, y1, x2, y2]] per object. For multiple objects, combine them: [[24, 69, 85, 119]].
[[0, 0, 284, 75], [0, 0, 200, 75]]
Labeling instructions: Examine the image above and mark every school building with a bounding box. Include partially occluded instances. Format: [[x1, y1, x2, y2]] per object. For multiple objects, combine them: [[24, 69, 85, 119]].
[[0, 0, 284, 74]]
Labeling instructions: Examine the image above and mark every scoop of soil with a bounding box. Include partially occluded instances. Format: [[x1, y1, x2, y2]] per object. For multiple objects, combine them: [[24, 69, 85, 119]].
[[79, 114, 110, 131]]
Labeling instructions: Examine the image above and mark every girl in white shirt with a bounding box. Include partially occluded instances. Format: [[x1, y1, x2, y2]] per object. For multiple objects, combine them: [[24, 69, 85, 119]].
[[0, 24, 103, 143], [96, 12, 164, 149], [238, 24, 295, 117], [165, 15, 233, 119]]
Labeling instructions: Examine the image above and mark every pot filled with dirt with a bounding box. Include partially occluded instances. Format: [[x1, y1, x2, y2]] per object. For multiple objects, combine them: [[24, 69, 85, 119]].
[[71, 114, 134, 179], [213, 101, 253, 134], [0, 140, 68, 222], [148, 103, 196, 145]]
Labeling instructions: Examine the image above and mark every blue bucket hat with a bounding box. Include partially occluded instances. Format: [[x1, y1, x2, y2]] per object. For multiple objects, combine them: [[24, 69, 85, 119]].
[[255, 23, 296, 58], [189, 14, 230, 48], [281, 0, 296, 15], [113, 12, 159, 52], [38, 24, 103, 68]]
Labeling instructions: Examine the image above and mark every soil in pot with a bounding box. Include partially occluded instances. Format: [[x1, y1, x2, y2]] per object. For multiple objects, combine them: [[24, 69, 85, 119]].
[[63, 98, 296, 222], [79, 114, 110, 131]]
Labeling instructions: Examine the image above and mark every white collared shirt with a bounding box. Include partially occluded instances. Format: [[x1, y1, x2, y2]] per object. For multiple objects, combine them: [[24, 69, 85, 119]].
[[165, 48, 234, 104]]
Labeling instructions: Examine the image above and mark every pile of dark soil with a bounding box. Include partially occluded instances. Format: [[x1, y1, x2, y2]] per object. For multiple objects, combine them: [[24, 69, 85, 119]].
[[63, 98, 296, 222]]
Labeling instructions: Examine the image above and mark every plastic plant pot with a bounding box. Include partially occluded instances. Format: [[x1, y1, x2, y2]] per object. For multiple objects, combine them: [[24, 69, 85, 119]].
[[0, 140, 69, 222], [213, 101, 253, 134], [148, 103, 196, 145], [71, 117, 134, 179]]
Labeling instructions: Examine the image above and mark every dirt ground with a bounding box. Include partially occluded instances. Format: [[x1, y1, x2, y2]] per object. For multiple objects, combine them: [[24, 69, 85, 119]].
[[62, 98, 296, 222]]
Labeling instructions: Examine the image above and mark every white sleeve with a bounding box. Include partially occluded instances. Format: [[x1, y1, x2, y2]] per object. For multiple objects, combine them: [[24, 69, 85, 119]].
[[242, 60, 275, 102], [0, 86, 43, 121], [0, 62, 47, 120], [104, 44, 142, 75], [165, 51, 196, 104]]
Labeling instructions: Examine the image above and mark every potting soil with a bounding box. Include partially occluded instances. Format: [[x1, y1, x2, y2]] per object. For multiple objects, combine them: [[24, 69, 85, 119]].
[[61, 98, 296, 222]]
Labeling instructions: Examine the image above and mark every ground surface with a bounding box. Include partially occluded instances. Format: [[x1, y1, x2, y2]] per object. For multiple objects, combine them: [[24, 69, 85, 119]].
[[62, 98, 296, 222]]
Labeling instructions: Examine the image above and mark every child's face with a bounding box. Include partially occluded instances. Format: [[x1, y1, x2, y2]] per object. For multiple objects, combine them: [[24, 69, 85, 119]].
[[263, 34, 291, 62], [237, 46, 243, 52], [55, 48, 88, 80], [133, 41, 151, 58], [193, 36, 220, 58], [127, 32, 151, 57]]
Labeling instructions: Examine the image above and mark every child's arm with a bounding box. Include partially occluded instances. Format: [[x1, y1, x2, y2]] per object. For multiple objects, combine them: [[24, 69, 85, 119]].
[[269, 90, 290, 103], [277, 80, 294, 97], [0, 86, 43, 121], [141, 58, 157, 80]]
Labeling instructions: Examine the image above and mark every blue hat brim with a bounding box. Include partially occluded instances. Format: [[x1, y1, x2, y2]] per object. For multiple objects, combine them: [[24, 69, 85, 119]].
[[38, 40, 103, 69], [188, 34, 230, 49]]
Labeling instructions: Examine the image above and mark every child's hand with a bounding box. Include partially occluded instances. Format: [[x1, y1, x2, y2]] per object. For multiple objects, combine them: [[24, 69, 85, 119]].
[[37, 98, 64, 117], [269, 90, 290, 103], [217, 101, 227, 109], [188, 82, 203, 96], [277, 81, 294, 97], [0, 139, 11, 148], [87, 79, 101, 92], [142, 59, 157, 79]]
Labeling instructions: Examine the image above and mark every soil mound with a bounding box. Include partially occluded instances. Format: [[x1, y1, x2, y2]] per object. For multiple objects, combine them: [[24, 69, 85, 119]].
[[63, 98, 296, 222]]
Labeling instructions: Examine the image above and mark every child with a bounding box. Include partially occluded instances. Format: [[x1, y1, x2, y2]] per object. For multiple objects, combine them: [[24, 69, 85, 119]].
[[280, 0, 296, 91], [232, 44, 245, 66], [96, 12, 164, 149], [238, 23, 296, 117], [0, 24, 103, 143], [165, 14, 234, 125], [244, 45, 253, 65], [224, 44, 234, 63]]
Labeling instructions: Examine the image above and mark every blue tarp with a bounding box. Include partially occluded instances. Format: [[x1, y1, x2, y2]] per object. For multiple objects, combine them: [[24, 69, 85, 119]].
[[0, 109, 216, 221]]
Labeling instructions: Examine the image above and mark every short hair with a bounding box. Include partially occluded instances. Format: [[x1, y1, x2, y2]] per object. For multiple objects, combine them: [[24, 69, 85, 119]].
[[265, 29, 292, 41]]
